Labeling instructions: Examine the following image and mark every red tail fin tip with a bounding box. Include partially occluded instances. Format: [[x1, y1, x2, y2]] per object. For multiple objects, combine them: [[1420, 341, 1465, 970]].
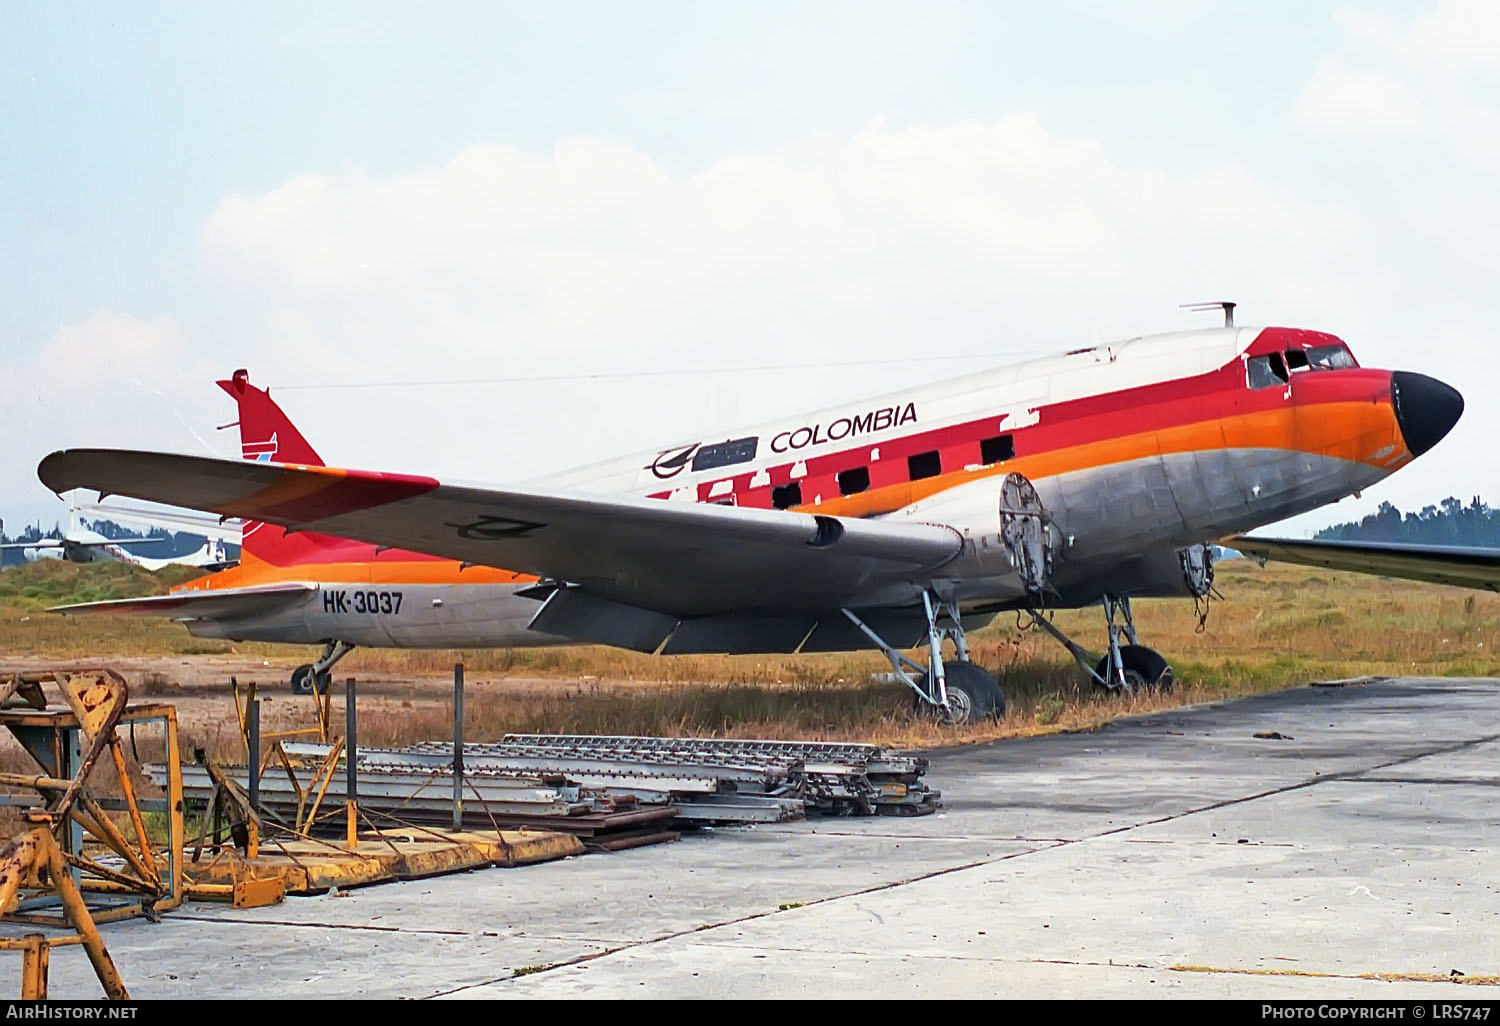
[[215, 370, 324, 468]]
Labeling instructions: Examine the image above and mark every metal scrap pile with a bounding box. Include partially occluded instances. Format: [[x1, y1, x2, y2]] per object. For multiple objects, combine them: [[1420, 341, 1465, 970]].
[[169, 734, 939, 838], [486, 734, 940, 821]]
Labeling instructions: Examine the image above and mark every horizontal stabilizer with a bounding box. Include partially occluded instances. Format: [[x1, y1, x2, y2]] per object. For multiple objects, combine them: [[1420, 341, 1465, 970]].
[[49, 582, 316, 620]]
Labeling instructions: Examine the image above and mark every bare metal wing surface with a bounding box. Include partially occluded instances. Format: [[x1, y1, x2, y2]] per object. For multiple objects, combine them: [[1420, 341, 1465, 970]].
[[47, 583, 316, 619], [37, 449, 963, 616], [1229, 536, 1500, 592]]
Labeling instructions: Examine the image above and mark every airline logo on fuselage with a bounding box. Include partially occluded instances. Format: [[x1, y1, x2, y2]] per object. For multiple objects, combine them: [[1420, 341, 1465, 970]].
[[770, 403, 918, 454], [647, 442, 700, 480]]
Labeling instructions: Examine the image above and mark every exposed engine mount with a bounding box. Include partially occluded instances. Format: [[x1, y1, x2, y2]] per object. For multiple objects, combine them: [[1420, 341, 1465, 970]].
[[999, 472, 1053, 598]]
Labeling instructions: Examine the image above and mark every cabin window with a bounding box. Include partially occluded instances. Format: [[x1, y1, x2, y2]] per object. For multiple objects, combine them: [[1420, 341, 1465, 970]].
[[771, 482, 802, 510], [691, 436, 759, 472], [1285, 349, 1309, 371], [1247, 353, 1289, 389], [837, 467, 870, 496], [980, 435, 1014, 466], [1307, 344, 1356, 370], [907, 450, 942, 481]]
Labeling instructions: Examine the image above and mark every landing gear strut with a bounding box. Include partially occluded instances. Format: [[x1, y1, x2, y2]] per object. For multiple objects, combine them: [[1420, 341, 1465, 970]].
[[1026, 594, 1174, 695], [843, 593, 1006, 726], [291, 640, 355, 696]]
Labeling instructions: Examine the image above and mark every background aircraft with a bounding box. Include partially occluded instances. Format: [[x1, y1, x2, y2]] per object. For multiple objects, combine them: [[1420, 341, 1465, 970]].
[[0, 505, 237, 571], [38, 316, 1463, 722], [73, 501, 242, 572]]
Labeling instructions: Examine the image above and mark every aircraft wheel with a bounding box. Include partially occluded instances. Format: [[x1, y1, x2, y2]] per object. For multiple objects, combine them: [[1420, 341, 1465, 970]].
[[1093, 645, 1174, 694], [290, 664, 331, 696], [917, 661, 1006, 725]]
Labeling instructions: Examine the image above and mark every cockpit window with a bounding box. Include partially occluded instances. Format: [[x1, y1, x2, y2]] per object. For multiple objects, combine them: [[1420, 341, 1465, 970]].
[[1247, 353, 1290, 390], [1285, 349, 1309, 371], [1307, 345, 1356, 370]]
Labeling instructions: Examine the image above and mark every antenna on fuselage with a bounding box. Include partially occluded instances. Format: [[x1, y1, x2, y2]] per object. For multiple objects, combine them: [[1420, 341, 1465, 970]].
[[1181, 301, 1236, 327]]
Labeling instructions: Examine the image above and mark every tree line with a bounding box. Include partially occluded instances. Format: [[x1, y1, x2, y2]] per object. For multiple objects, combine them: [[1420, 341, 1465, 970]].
[[1315, 497, 1500, 547]]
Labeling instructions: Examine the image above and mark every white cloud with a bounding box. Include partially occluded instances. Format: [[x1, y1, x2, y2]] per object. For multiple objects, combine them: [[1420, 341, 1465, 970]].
[[1304, 2, 1500, 159], [1411, 0, 1500, 71], [1294, 58, 1422, 135], [197, 114, 1306, 369]]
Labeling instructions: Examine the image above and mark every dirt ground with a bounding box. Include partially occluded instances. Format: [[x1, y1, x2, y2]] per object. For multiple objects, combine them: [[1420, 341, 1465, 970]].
[[3, 652, 950, 762], [0, 652, 589, 758]]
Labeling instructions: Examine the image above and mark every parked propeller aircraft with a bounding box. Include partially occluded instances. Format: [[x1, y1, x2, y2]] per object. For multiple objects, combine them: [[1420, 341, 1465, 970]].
[[35, 310, 1464, 721], [0, 507, 231, 571]]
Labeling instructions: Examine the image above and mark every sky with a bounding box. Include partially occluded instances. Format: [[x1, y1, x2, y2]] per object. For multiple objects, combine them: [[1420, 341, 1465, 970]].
[[3, 0, 1497, 535]]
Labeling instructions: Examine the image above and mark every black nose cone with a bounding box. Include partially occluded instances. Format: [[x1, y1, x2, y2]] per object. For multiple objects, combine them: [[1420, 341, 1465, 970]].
[[1392, 371, 1464, 457]]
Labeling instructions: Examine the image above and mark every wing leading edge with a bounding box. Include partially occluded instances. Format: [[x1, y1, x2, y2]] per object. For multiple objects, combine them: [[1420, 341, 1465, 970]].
[[38, 449, 964, 617], [1230, 536, 1500, 592]]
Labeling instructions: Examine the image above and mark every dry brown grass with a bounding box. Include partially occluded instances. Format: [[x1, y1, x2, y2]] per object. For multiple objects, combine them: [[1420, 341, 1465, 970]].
[[2, 558, 1498, 755]]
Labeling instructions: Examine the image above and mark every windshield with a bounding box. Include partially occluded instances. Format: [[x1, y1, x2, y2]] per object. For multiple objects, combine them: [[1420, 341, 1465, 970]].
[[1306, 344, 1356, 370]]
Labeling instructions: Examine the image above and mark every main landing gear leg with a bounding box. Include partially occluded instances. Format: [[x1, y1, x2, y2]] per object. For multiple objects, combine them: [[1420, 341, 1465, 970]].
[[291, 640, 356, 696], [1027, 595, 1173, 695], [842, 594, 1006, 726]]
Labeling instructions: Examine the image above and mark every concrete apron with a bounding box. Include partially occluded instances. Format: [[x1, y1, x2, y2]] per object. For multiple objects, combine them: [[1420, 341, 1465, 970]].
[[25, 677, 1500, 999]]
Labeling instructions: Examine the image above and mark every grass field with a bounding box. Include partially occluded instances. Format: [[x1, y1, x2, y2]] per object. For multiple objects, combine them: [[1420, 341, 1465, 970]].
[[1, 556, 1497, 751]]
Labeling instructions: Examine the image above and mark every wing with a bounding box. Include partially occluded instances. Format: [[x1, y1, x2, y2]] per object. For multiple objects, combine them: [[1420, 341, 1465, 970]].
[[49, 582, 316, 619], [1229, 536, 1500, 592], [38, 449, 962, 616], [0, 538, 166, 550], [73, 537, 169, 548]]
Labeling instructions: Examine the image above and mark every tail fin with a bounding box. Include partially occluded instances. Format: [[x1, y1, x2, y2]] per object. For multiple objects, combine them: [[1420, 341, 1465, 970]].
[[217, 370, 332, 568], [218, 369, 324, 467]]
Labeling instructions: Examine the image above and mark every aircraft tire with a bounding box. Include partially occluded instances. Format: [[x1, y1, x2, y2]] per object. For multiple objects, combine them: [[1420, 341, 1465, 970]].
[[1093, 645, 1174, 694], [916, 661, 1006, 725], [289, 666, 331, 696]]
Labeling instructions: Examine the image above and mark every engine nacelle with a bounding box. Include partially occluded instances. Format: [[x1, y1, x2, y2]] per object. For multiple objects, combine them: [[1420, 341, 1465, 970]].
[[894, 470, 1214, 608]]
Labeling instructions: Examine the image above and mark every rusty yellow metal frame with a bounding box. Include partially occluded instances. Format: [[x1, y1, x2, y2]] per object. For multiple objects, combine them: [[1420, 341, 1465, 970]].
[[233, 676, 342, 819], [0, 669, 185, 926], [0, 827, 129, 999]]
